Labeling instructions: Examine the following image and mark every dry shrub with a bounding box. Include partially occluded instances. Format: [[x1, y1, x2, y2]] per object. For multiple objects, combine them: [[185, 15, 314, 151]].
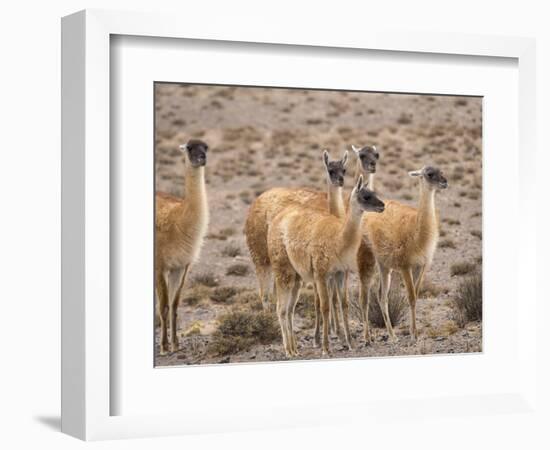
[[182, 285, 211, 306], [221, 244, 241, 258], [226, 264, 249, 276], [209, 311, 280, 355], [368, 280, 407, 328], [450, 261, 476, 277], [234, 290, 263, 310], [425, 320, 459, 339], [210, 286, 239, 303], [397, 113, 413, 125], [470, 230, 482, 240], [419, 279, 446, 298], [294, 288, 316, 321], [444, 218, 461, 226], [450, 166, 465, 181], [439, 238, 456, 249], [192, 273, 219, 287], [453, 272, 482, 327]]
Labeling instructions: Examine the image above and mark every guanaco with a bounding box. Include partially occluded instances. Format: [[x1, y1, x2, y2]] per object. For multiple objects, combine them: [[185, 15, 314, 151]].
[[155, 139, 209, 354], [268, 176, 385, 356], [364, 166, 448, 341], [244, 149, 349, 311]]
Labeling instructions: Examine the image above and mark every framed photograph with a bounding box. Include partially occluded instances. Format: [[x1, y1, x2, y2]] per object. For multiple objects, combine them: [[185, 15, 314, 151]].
[[61, 9, 537, 441]]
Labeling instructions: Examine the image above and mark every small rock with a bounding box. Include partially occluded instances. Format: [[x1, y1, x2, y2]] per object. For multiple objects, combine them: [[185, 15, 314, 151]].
[[434, 336, 446, 341], [219, 356, 230, 364]]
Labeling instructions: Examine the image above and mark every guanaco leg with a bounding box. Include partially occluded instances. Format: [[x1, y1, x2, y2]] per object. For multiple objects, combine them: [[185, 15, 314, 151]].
[[328, 278, 342, 338], [156, 272, 169, 355], [377, 264, 398, 342], [166, 264, 189, 353], [401, 268, 418, 340], [335, 271, 353, 350], [314, 273, 331, 355]]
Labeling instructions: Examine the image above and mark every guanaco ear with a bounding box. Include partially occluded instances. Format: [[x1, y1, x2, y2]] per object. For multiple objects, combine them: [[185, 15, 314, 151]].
[[351, 144, 360, 154], [323, 150, 330, 168], [356, 174, 364, 191], [373, 145, 380, 159], [342, 150, 349, 167], [179, 143, 188, 151], [408, 169, 423, 177]]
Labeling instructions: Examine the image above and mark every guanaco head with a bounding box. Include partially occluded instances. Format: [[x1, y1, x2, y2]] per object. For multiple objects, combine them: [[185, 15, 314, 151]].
[[409, 166, 448, 190], [322, 149, 349, 187], [351, 144, 379, 174], [351, 175, 385, 213], [180, 139, 209, 168]]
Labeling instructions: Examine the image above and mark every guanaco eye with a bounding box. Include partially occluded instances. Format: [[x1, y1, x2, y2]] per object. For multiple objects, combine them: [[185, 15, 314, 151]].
[[342, 169, 346, 175]]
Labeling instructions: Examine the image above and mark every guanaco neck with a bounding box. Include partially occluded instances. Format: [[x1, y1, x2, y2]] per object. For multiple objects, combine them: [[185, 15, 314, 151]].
[[180, 165, 208, 223], [339, 198, 364, 254], [328, 185, 345, 218], [415, 182, 437, 243], [354, 161, 375, 190]]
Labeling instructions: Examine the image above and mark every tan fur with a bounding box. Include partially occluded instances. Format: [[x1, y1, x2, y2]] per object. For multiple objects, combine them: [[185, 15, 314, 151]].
[[244, 148, 372, 303], [364, 180, 440, 341], [155, 162, 208, 355], [268, 187, 367, 356]]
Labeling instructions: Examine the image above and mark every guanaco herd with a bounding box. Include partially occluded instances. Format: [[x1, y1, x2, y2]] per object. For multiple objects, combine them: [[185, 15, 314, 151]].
[[156, 138, 448, 357]]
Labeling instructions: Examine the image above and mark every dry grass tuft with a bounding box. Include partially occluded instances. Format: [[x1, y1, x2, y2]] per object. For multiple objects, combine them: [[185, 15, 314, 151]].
[[226, 263, 249, 277], [192, 273, 219, 287], [234, 289, 263, 310], [453, 272, 482, 327], [221, 244, 241, 257], [450, 261, 476, 277], [181, 285, 211, 306], [209, 311, 280, 355], [368, 281, 407, 328], [470, 230, 482, 240], [419, 279, 446, 298], [210, 286, 239, 303], [439, 238, 456, 249]]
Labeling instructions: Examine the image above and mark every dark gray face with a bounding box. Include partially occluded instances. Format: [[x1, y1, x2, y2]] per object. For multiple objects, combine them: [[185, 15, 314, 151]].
[[323, 151, 348, 187], [357, 146, 379, 173], [185, 139, 208, 168], [356, 185, 385, 213], [423, 166, 448, 189]]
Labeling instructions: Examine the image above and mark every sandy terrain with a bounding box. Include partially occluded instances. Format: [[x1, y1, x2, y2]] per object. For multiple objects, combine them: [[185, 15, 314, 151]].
[[154, 83, 482, 367]]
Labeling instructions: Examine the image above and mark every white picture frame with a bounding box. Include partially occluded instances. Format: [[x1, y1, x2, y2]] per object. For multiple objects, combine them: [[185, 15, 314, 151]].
[[61, 9, 538, 441]]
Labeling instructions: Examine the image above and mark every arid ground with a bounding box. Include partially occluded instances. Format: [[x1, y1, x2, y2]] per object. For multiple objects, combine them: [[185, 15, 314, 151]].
[[154, 83, 483, 366]]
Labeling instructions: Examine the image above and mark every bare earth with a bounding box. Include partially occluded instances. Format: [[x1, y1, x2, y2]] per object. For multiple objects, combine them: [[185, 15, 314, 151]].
[[154, 83, 482, 366]]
